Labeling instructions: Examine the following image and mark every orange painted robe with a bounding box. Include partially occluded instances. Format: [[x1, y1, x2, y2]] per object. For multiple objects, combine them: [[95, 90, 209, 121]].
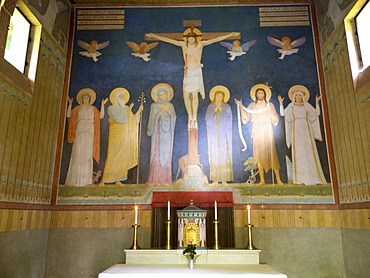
[[65, 106, 100, 186]]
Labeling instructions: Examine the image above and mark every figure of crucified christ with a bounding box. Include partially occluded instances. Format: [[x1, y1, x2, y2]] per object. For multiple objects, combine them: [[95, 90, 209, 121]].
[[147, 29, 240, 129]]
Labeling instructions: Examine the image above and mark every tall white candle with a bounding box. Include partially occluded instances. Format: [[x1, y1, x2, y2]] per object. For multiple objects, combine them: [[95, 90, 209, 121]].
[[247, 204, 251, 224], [214, 200, 218, 220], [134, 205, 138, 225], [167, 201, 170, 221]]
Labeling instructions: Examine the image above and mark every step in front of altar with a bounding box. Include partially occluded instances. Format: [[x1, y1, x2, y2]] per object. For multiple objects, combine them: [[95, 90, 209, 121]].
[[125, 249, 261, 265]]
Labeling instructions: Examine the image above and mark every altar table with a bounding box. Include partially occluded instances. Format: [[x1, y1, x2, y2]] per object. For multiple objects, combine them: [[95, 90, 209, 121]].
[[98, 264, 288, 278], [124, 249, 261, 264]]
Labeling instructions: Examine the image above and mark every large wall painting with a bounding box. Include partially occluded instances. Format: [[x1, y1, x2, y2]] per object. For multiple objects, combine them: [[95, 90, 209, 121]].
[[57, 3, 335, 205]]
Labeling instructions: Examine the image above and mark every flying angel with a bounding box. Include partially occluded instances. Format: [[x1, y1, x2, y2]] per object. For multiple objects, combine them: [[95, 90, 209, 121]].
[[220, 39, 257, 61], [126, 41, 159, 62], [267, 36, 306, 60], [77, 40, 110, 62]]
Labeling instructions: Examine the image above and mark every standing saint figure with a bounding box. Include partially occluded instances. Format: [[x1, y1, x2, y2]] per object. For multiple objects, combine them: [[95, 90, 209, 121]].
[[65, 88, 108, 186], [146, 83, 177, 186], [278, 85, 327, 185], [235, 84, 284, 186], [147, 29, 239, 129], [205, 85, 234, 187], [100, 88, 143, 186]]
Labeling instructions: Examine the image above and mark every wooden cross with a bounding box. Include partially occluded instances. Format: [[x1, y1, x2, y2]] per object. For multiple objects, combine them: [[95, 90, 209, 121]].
[[145, 19, 240, 41]]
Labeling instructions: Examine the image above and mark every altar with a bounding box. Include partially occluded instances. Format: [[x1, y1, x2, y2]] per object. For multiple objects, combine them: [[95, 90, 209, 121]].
[[98, 249, 288, 277], [98, 197, 288, 277], [98, 264, 288, 278], [124, 249, 261, 265]]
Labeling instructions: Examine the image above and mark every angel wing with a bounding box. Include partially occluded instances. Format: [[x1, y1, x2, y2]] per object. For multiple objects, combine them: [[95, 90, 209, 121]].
[[142, 42, 159, 53], [77, 39, 90, 50], [126, 41, 141, 53], [267, 36, 284, 48], [220, 41, 234, 51], [291, 37, 306, 48], [241, 39, 257, 51], [97, 41, 110, 50]]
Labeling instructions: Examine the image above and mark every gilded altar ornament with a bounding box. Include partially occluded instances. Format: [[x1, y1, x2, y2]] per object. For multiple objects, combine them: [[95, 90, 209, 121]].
[[213, 201, 220, 249], [130, 205, 140, 249], [245, 205, 257, 250], [177, 200, 207, 248], [213, 220, 220, 250], [245, 223, 257, 250], [165, 220, 171, 250], [129, 224, 141, 250], [185, 223, 199, 246]]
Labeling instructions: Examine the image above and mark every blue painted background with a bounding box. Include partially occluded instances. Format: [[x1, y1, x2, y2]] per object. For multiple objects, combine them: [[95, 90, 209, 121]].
[[60, 4, 331, 185]]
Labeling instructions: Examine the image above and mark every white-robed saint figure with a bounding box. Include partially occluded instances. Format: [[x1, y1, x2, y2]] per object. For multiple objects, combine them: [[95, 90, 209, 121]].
[[278, 85, 327, 185], [65, 88, 108, 186], [147, 29, 239, 129], [100, 88, 143, 186]]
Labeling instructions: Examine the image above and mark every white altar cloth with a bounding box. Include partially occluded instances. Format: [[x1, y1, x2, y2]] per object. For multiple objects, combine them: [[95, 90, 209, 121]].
[[98, 264, 288, 278], [124, 249, 261, 265]]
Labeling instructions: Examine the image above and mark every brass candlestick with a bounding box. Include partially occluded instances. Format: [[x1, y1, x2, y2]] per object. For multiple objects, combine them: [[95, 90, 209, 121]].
[[213, 220, 220, 250], [245, 224, 257, 250], [165, 220, 171, 250], [130, 224, 141, 250]]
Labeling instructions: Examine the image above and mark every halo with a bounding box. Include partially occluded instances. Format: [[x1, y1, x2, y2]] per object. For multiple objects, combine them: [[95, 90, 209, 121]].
[[76, 88, 96, 105], [182, 27, 202, 43], [288, 85, 310, 102], [250, 84, 272, 101], [151, 83, 174, 102], [209, 85, 230, 103], [109, 87, 130, 105]]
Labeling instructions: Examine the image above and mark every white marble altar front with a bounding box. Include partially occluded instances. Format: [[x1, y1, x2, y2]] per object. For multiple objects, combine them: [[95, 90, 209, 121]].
[[124, 249, 261, 265], [98, 264, 288, 278]]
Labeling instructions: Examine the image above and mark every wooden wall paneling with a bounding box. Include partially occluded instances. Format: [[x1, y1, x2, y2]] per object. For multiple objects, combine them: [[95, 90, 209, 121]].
[[70, 211, 80, 228], [43, 55, 64, 203], [287, 210, 296, 227], [31, 47, 52, 201], [340, 45, 366, 186], [26, 44, 49, 200], [325, 51, 346, 200], [329, 46, 352, 202], [26, 42, 52, 202], [322, 25, 370, 203], [22, 58, 41, 201], [0, 79, 8, 138], [333, 50, 352, 189], [1, 208, 369, 232], [309, 210, 319, 227], [279, 209, 289, 227], [0, 87, 11, 199], [336, 45, 358, 200], [26, 210, 36, 229], [17, 103, 32, 202], [1, 91, 17, 200], [13, 103, 30, 201], [0, 209, 6, 231], [8, 100, 25, 201], [36, 56, 56, 202]]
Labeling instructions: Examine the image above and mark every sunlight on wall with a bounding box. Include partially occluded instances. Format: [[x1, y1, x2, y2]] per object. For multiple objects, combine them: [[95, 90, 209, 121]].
[[355, 2, 370, 70], [4, 8, 30, 73], [344, 0, 370, 79]]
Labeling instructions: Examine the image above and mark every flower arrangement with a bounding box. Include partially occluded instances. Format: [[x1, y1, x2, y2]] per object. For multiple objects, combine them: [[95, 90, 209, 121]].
[[183, 244, 197, 260]]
